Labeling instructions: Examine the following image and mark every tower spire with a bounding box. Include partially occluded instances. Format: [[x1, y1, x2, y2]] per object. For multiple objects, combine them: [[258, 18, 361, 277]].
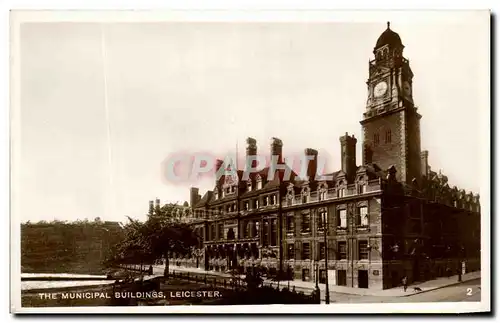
[[387, 21, 390, 29]]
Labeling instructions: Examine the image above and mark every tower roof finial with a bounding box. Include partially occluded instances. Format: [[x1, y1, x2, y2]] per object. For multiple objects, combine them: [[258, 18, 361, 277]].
[[387, 21, 390, 29]]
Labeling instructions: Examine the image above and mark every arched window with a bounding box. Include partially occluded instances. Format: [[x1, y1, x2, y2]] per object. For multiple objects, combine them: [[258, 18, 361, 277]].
[[374, 133, 380, 145]]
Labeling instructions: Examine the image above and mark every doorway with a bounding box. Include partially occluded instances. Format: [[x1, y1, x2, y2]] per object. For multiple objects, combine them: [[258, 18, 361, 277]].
[[358, 270, 369, 288], [337, 270, 347, 286]]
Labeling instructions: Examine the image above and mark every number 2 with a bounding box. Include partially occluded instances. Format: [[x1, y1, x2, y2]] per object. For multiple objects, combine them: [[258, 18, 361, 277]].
[[466, 288, 472, 296]]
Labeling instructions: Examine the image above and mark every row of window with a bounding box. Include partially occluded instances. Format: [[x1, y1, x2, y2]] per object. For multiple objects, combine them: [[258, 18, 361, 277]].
[[243, 194, 278, 211], [214, 178, 267, 200], [207, 218, 279, 245], [373, 130, 392, 146], [287, 240, 369, 260], [286, 207, 369, 233]]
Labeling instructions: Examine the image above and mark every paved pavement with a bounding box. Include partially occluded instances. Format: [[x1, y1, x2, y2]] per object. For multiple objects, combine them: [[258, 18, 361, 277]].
[[121, 264, 481, 303], [347, 278, 482, 303]]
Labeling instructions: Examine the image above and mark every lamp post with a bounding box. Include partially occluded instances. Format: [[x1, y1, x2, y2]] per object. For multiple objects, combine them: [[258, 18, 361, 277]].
[[458, 246, 465, 282], [315, 262, 319, 288], [323, 221, 330, 304]]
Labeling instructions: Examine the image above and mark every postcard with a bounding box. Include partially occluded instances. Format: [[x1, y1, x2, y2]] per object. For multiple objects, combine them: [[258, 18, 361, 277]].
[[10, 9, 491, 314]]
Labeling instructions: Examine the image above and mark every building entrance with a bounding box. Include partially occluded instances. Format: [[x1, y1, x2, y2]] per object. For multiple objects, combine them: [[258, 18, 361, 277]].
[[358, 270, 368, 288]]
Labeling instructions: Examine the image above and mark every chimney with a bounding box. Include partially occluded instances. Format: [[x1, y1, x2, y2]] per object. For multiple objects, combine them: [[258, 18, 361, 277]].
[[155, 198, 160, 208], [190, 187, 200, 208], [215, 159, 224, 186], [148, 200, 154, 214], [246, 137, 258, 169], [304, 148, 318, 181], [340, 132, 357, 183], [270, 137, 283, 164], [215, 159, 224, 171], [421, 150, 429, 178]]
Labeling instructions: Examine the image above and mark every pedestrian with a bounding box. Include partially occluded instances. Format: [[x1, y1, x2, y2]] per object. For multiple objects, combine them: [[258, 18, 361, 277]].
[[402, 276, 408, 292]]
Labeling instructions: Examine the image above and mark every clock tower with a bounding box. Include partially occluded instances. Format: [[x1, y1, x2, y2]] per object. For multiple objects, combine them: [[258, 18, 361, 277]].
[[360, 22, 422, 184]]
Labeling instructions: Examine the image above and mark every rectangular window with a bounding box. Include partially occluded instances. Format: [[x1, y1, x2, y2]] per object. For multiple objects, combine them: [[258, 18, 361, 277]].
[[286, 215, 295, 234], [242, 221, 249, 238], [287, 243, 295, 260], [254, 199, 259, 209], [318, 210, 327, 230], [257, 180, 262, 189], [255, 220, 260, 238], [319, 190, 327, 201], [247, 182, 252, 192], [211, 224, 216, 241], [358, 184, 367, 194], [385, 130, 392, 143], [218, 224, 224, 240], [360, 206, 368, 226], [270, 219, 277, 246], [318, 242, 326, 260], [338, 188, 346, 198], [263, 219, 269, 246], [263, 196, 268, 206], [337, 270, 347, 286], [271, 195, 276, 205], [359, 240, 369, 260], [338, 241, 347, 260], [301, 213, 311, 232], [338, 209, 347, 228], [244, 201, 249, 211], [302, 242, 311, 260]]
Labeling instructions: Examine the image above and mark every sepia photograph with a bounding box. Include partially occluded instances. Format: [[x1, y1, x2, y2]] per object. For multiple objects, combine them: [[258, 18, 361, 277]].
[[9, 10, 490, 314]]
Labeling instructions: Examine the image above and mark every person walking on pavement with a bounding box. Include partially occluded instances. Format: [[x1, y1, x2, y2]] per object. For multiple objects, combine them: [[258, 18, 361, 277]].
[[402, 276, 408, 292]]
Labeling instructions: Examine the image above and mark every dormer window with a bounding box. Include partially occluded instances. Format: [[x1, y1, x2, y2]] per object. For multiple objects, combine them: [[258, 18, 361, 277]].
[[257, 179, 262, 190], [358, 184, 367, 194], [338, 188, 346, 198], [214, 191, 219, 200], [247, 181, 252, 192]]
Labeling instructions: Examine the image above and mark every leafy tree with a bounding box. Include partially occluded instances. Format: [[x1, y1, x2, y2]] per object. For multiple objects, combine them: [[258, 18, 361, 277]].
[[111, 203, 200, 277]]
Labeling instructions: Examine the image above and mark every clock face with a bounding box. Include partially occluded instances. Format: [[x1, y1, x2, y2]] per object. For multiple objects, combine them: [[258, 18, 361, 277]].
[[403, 81, 412, 96], [374, 81, 388, 97]]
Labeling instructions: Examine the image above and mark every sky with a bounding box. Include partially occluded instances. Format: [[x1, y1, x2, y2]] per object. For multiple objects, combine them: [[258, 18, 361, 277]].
[[14, 12, 489, 223]]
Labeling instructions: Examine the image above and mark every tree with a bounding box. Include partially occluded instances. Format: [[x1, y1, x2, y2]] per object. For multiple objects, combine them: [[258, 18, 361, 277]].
[[111, 203, 200, 277]]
